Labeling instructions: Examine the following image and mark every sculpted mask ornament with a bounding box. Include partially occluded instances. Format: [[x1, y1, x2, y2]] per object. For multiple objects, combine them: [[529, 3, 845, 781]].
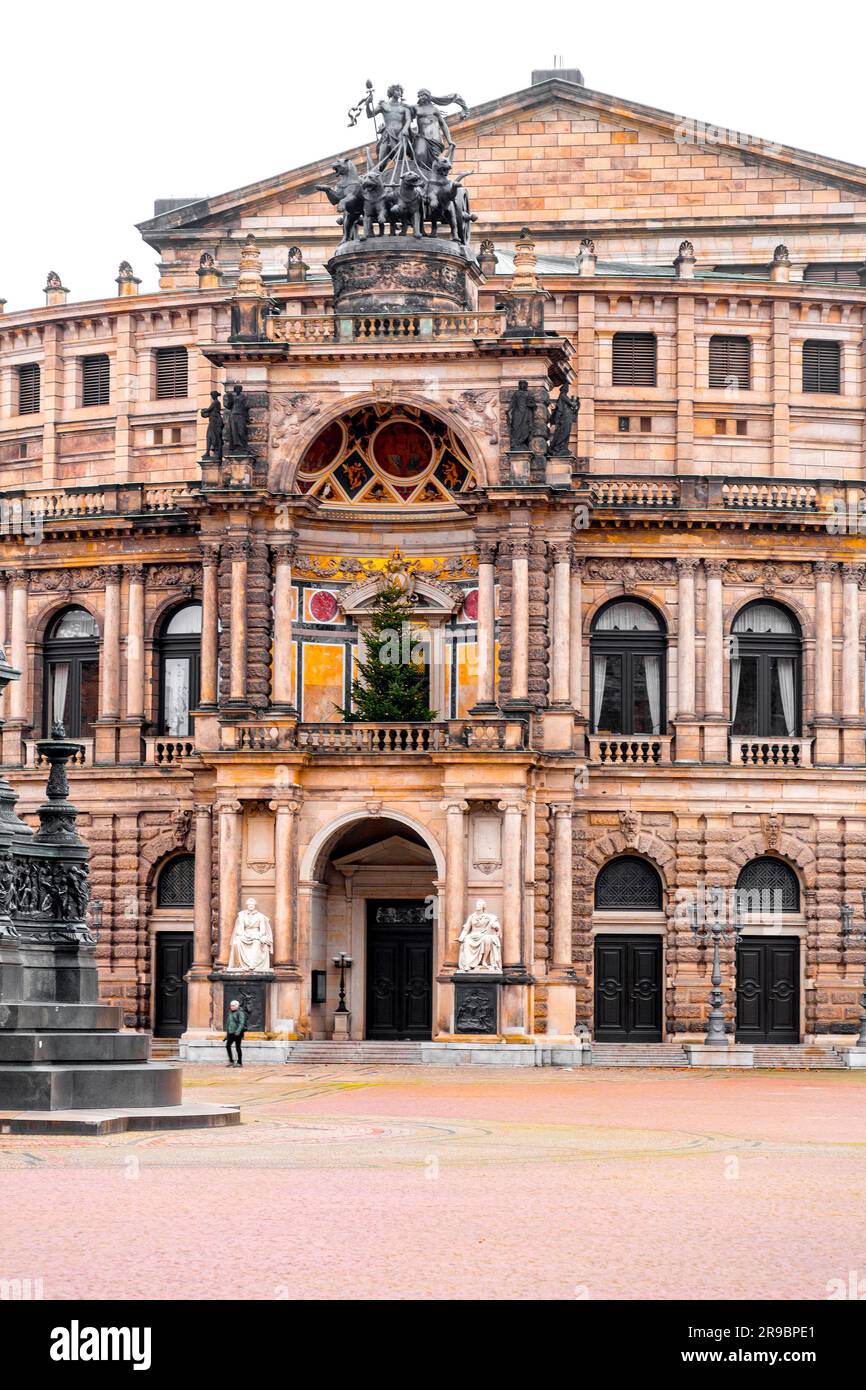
[[457, 899, 503, 973], [226, 897, 274, 974]]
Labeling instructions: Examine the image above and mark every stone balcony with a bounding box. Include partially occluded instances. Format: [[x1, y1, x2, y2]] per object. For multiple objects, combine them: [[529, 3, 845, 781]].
[[145, 736, 198, 767], [729, 736, 813, 768], [226, 719, 529, 754], [24, 738, 92, 768], [587, 734, 674, 767], [264, 310, 506, 345]]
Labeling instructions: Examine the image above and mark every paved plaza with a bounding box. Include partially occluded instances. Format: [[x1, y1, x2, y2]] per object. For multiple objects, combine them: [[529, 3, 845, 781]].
[[1, 1065, 864, 1301]]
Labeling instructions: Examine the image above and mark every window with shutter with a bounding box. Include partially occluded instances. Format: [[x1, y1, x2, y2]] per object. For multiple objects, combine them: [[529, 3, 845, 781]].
[[713, 264, 770, 280], [612, 333, 657, 386], [709, 335, 751, 390], [802, 340, 841, 394], [155, 347, 188, 400], [81, 354, 110, 406], [17, 363, 41, 415], [803, 263, 861, 287]]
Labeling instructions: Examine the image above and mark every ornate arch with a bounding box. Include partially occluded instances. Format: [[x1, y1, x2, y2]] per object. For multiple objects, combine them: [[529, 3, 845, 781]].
[[724, 593, 812, 642], [583, 588, 670, 636], [268, 390, 490, 494], [726, 834, 815, 890], [586, 832, 676, 889], [32, 596, 102, 646], [300, 807, 445, 884]]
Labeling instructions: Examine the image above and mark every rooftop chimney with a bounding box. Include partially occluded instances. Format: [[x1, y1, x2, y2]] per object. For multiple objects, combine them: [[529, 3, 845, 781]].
[[532, 62, 584, 86]]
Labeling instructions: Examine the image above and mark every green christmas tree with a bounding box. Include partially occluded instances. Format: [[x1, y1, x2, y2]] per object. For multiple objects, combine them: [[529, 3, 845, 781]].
[[341, 583, 437, 722]]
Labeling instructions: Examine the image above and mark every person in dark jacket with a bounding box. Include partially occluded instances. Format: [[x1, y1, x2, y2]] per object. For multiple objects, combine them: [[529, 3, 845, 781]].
[[225, 999, 246, 1067]]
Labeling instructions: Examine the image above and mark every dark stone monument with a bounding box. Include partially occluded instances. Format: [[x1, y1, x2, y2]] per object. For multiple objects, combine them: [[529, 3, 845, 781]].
[[453, 975, 502, 1034], [221, 977, 269, 1032], [0, 657, 238, 1134]]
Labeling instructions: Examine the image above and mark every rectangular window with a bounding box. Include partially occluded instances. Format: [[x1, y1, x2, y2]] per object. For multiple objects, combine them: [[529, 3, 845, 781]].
[[618, 416, 630, 432], [736, 419, 748, 436], [803, 263, 861, 287], [715, 418, 727, 435], [81, 354, 110, 407], [155, 346, 188, 400], [17, 363, 41, 415], [802, 339, 841, 394], [639, 416, 652, 432], [612, 333, 657, 386], [709, 335, 751, 390]]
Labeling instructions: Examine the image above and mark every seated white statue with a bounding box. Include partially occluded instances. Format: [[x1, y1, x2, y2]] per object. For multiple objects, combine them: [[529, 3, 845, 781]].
[[457, 899, 502, 973], [226, 897, 274, 973]]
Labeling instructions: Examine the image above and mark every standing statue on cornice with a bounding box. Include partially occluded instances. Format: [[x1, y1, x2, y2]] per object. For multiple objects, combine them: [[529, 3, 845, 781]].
[[364, 82, 414, 171], [548, 386, 580, 456]]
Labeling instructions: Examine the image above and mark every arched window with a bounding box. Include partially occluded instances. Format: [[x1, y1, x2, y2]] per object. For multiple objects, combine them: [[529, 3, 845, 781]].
[[595, 855, 663, 910], [158, 604, 202, 736], [730, 602, 801, 737], [736, 857, 800, 914], [43, 606, 99, 737], [591, 599, 666, 735], [156, 854, 195, 908]]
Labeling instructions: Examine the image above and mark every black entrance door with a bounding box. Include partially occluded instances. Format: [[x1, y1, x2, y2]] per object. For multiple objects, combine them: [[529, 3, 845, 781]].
[[366, 901, 433, 1040], [736, 936, 799, 1043], [154, 931, 193, 1037], [594, 935, 663, 1042]]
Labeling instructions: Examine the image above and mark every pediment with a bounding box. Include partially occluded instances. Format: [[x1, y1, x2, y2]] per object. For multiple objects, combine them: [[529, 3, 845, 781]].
[[332, 835, 434, 870], [137, 77, 866, 257], [340, 571, 462, 618]]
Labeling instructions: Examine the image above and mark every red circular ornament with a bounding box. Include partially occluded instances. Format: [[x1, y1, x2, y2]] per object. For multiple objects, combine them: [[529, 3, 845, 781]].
[[372, 421, 433, 478], [463, 589, 479, 621], [310, 590, 339, 622]]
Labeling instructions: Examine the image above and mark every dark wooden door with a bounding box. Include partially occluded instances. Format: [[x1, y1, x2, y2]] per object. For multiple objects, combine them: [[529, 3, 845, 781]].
[[736, 936, 799, 1043], [594, 935, 663, 1042], [366, 901, 432, 1040], [154, 931, 193, 1038]]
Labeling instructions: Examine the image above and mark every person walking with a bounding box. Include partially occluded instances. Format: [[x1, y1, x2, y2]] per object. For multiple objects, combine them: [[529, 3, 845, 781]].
[[225, 999, 246, 1067]]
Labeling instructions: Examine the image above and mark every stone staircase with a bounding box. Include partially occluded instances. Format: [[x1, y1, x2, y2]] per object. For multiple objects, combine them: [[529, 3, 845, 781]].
[[588, 1044, 689, 1068], [150, 1038, 180, 1061], [750, 1044, 843, 1069], [288, 1041, 425, 1065]]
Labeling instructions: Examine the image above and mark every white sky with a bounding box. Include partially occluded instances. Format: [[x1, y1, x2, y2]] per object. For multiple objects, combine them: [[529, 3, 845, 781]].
[[1, 0, 864, 311]]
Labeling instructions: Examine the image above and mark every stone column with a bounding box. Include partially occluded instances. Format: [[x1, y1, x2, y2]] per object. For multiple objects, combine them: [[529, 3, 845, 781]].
[[841, 564, 863, 762], [199, 543, 220, 709], [124, 565, 145, 720], [547, 804, 577, 1036], [550, 541, 572, 705], [7, 571, 29, 749], [98, 565, 122, 719], [814, 562, 836, 764], [498, 800, 525, 968], [569, 555, 583, 714], [0, 571, 8, 720], [228, 540, 249, 705], [271, 538, 298, 711], [676, 558, 697, 718], [508, 537, 530, 707], [702, 559, 728, 762], [472, 540, 497, 711], [216, 799, 242, 965], [442, 799, 468, 967], [270, 795, 300, 965]]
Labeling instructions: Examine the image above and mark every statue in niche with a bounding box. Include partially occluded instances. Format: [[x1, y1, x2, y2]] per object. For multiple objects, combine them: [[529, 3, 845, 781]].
[[226, 382, 251, 455], [226, 898, 274, 973], [548, 386, 580, 456], [201, 391, 223, 460], [507, 380, 535, 450], [457, 899, 502, 973]]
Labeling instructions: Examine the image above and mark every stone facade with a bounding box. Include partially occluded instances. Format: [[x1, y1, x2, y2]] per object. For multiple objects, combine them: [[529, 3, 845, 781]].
[[1, 75, 866, 1042]]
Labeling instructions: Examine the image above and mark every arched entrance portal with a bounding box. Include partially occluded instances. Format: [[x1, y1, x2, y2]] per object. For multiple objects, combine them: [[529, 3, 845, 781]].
[[307, 816, 438, 1041]]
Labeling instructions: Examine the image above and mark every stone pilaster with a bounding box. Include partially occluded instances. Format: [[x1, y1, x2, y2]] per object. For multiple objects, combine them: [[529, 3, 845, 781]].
[[119, 564, 146, 762], [470, 539, 497, 712], [841, 564, 864, 763], [271, 536, 298, 712], [703, 559, 728, 762], [675, 558, 700, 762], [95, 564, 122, 764], [814, 561, 838, 765]]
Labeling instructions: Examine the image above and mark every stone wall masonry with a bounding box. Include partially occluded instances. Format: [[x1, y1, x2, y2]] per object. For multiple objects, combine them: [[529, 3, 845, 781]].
[[528, 538, 550, 707], [572, 810, 592, 1028], [532, 800, 551, 1031], [246, 540, 272, 711]]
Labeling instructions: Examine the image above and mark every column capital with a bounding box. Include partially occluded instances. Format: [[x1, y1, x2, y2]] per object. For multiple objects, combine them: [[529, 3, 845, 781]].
[[217, 798, 243, 815], [550, 540, 573, 566], [9, 568, 29, 589], [269, 794, 302, 814], [193, 802, 213, 819], [97, 564, 123, 585], [551, 802, 573, 820], [507, 536, 531, 560], [497, 799, 526, 815], [704, 559, 728, 578], [226, 539, 251, 563], [841, 563, 864, 583], [126, 563, 147, 584], [476, 538, 498, 566], [441, 798, 469, 815], [814, 560, 838, 579], [201, 541, 221, 567], [676, 557, 700, 575]]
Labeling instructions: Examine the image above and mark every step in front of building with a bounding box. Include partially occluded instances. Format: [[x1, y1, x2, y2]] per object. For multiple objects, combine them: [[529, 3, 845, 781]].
[[588, 1044, 689, 1067], [288, 1042, 425, 1065], [750, 1045, 843, 1069]]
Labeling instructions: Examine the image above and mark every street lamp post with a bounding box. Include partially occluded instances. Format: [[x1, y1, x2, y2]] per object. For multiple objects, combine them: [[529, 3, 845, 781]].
[[687, 885, 742, 1047], [333, 952, 353, 1015], [840, 894, 866, 1048]]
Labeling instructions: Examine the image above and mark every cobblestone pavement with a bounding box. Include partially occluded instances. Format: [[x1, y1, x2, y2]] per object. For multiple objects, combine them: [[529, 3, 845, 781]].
[[1, 1066, 864, 1300]]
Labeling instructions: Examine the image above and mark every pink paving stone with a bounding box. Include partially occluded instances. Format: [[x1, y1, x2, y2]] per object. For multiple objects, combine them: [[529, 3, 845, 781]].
[[1, 1065, 864, 1301]]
